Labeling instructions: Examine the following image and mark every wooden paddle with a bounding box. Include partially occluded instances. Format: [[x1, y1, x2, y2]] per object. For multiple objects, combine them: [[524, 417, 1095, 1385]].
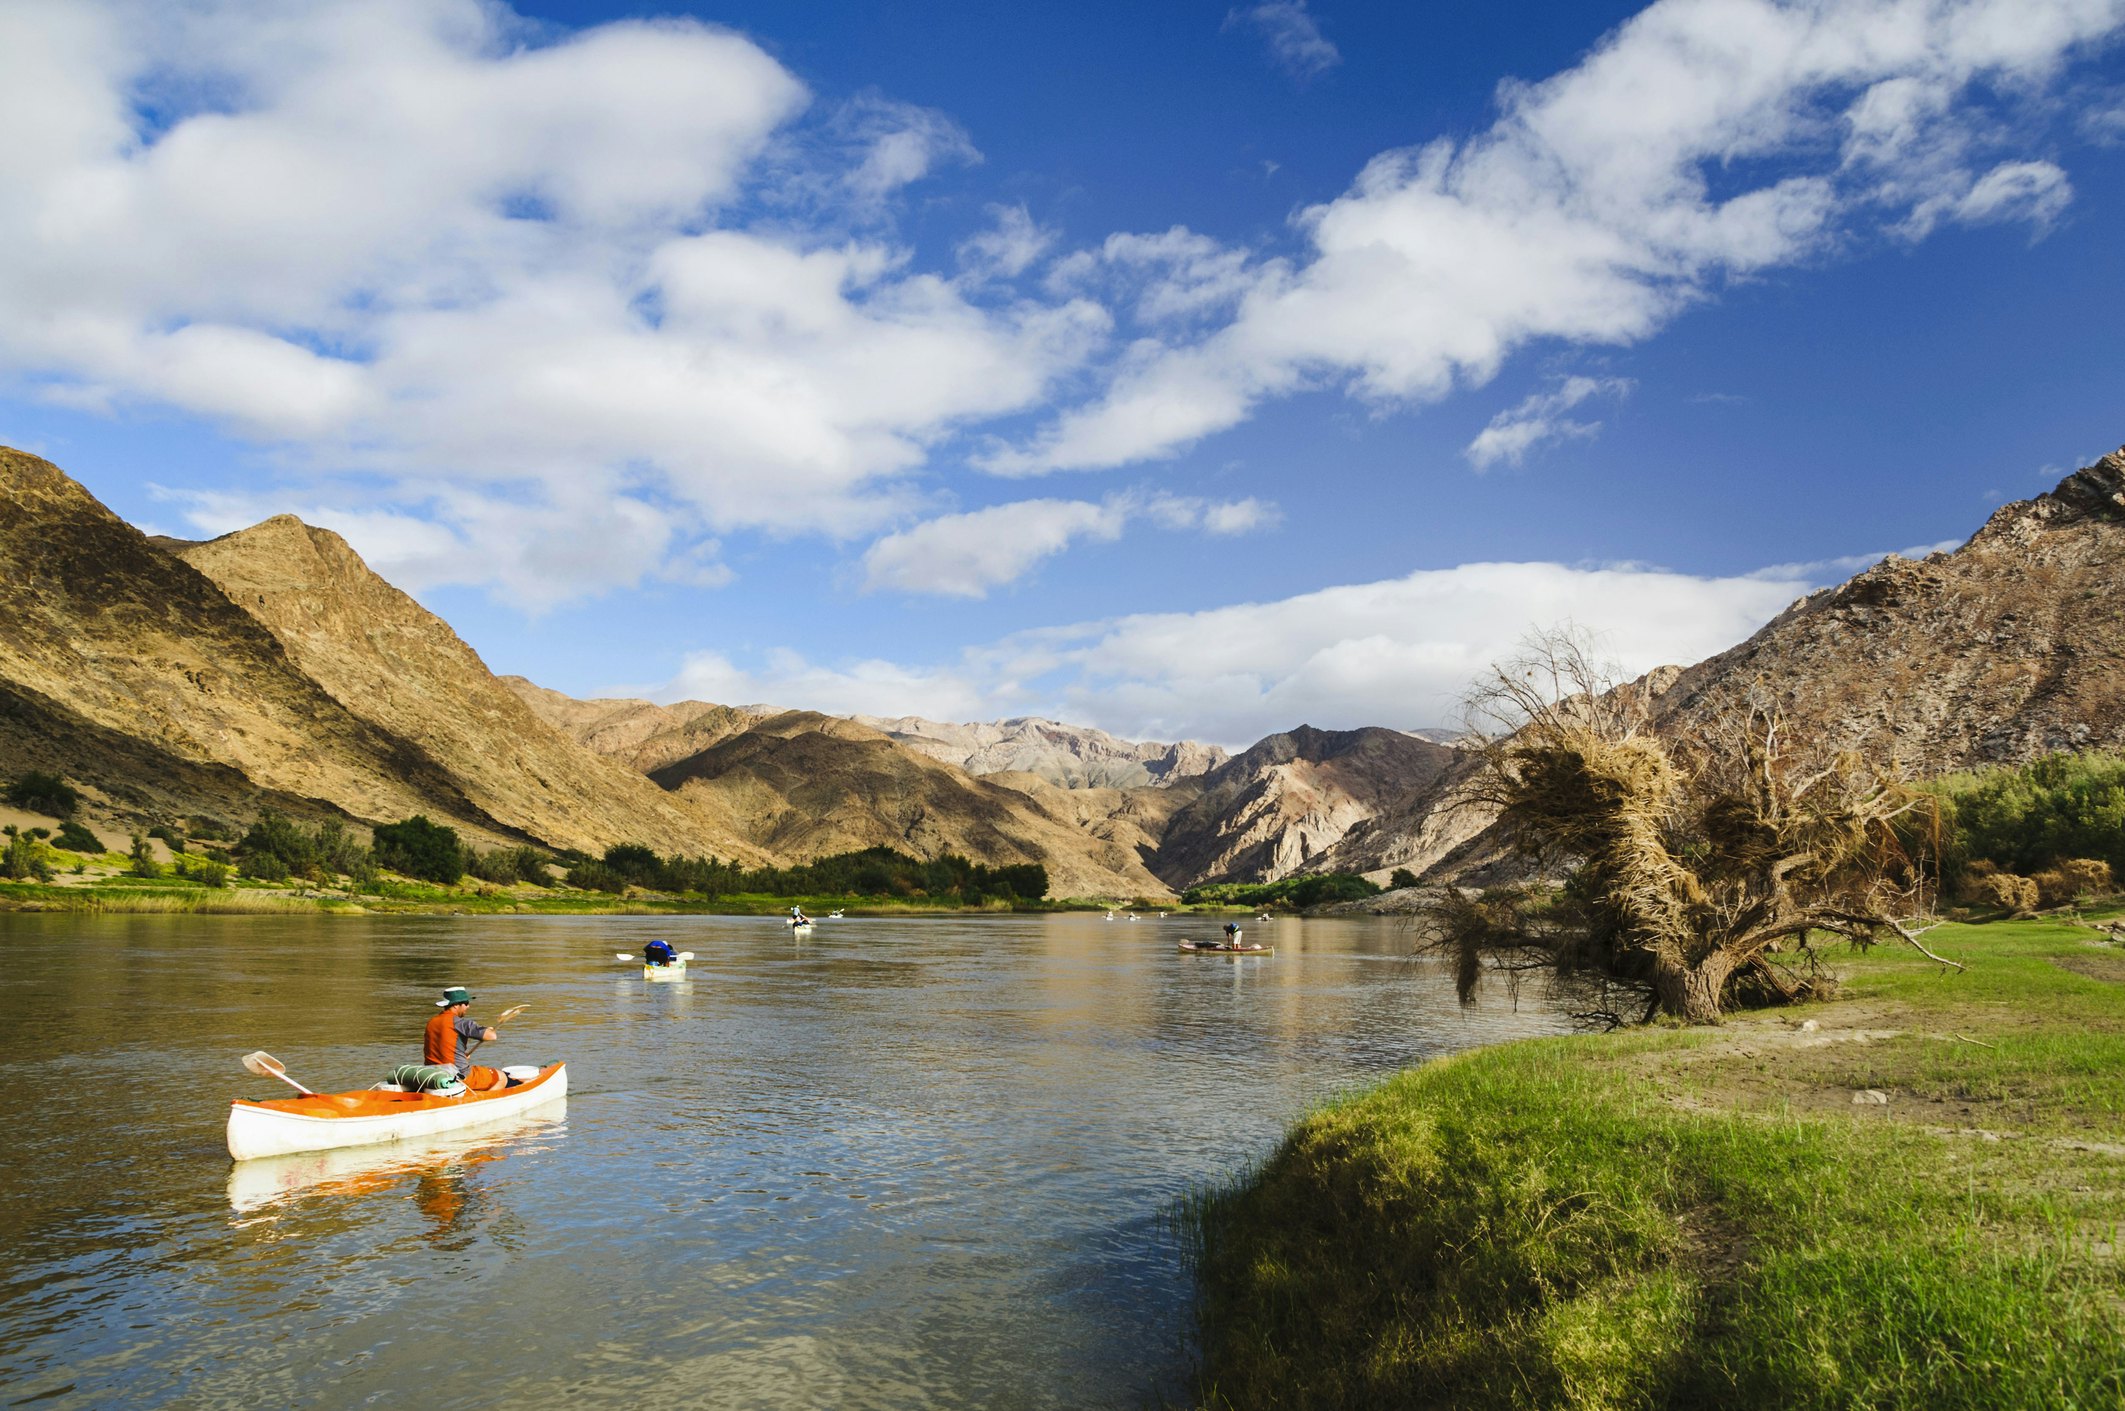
[[463, 1004, 529, 1060], [241, 1050, 315, 1095]]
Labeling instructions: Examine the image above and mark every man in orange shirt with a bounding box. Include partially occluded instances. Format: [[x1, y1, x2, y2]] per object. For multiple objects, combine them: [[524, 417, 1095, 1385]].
[[425, 985, 505, 1091]]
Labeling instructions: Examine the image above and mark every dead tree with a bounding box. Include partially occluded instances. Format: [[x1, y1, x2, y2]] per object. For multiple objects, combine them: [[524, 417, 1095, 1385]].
[[1426, 629, 1956, 1024]]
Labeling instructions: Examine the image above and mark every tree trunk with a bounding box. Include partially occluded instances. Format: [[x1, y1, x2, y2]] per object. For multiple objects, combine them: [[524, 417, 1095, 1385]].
[[1654, 949, 1740, 1024]]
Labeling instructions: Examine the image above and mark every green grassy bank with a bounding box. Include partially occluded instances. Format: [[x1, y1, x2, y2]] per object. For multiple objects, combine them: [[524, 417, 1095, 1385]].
[[0, 875, 1142, 916], [1188, 917, 2125, 1410]]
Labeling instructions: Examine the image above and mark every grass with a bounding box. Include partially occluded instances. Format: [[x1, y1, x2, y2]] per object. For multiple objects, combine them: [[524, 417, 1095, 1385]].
[[1186, 916, 2125, 1410], [0, 876, 1140, 916]]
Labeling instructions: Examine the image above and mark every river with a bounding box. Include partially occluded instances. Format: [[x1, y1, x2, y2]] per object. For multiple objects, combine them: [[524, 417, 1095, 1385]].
[[0, 911, 1571, 1409]]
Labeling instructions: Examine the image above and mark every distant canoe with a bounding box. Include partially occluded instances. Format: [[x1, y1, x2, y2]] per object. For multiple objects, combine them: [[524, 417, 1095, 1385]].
[[228, 1063, 568, 1161], [1178, 941, 1273, 956]]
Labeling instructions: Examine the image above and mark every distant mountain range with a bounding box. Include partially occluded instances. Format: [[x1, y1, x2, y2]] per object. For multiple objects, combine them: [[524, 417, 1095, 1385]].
[[4, 443, 2121, 898]]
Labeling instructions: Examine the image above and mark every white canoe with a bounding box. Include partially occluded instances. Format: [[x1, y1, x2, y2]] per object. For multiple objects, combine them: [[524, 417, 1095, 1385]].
[[227, 1062, 568, 1161], [643, 962, 687, 981], [789, 920, 813, 932], [227, 1103, 568, 1212]]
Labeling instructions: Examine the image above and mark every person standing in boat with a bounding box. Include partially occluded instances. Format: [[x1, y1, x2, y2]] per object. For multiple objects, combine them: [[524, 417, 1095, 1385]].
[[426, 985, 505, 1091], [1223, 922, 1243, 950]]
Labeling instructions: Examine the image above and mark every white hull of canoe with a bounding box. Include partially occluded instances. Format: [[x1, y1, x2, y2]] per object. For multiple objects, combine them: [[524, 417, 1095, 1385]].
[[789, 922, 813, 933], [227, 1064, 569, 1162], [643, 963, 687, 981], [227, 1102, 568, 1212]]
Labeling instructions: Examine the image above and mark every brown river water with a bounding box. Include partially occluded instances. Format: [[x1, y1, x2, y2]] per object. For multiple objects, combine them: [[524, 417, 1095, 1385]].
[[0, 911, 1570, 1409]]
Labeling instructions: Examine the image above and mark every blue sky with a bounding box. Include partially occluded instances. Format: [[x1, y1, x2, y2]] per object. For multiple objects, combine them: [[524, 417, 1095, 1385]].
[[2, 0, 2121, 746]]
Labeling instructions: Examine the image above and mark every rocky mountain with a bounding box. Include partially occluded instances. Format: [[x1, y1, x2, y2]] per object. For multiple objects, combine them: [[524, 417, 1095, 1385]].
[[1349, 447, 2125, 893], [851, 713, 1227, 789], [645, 711, 1175, 898], [502, 678, 767, 774], [0, 447, 1187, 893], [1150, 725, 1462, 888], [1650, 449, 2125, 772], [166, 515, 760, 860], [0, 447, 495, 835]]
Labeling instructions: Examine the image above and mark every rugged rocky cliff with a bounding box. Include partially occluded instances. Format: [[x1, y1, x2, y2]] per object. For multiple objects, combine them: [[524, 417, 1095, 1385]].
[[647, 711, 1177, 898], [852, 713, 1227, 789], [1651, 449, 2125, 772], [1152, 725, 1461, 888], [1363, 448, 2125, 891]]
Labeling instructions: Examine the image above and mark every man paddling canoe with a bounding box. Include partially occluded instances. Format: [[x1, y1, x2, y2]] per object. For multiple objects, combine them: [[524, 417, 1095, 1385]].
[[426, 985, 506, 1091]]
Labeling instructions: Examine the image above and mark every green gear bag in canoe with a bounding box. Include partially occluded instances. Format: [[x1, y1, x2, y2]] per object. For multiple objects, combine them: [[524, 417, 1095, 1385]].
[[387, 1063, 466, 1093]]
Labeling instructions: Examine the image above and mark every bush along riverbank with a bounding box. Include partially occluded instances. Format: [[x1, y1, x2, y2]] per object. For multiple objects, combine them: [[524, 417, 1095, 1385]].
[[1186, 914, 2125, 1410]]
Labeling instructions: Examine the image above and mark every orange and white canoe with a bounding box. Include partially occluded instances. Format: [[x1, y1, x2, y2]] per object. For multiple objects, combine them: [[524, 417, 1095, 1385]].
[[227, 1062, 569, 1161]]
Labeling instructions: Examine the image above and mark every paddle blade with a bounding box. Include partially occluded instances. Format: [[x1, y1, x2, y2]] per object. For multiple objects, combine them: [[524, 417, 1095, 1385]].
[[676, 952, 695, 961], [616, 953, 635, 961], [496, 1004, 529, 1024], [241, 1051, 315, 1094]]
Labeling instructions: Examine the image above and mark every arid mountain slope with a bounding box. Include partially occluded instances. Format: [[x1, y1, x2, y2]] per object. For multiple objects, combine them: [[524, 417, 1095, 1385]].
[[1313, 752, 1489, 881], [853, 713, 1228, 789], [1651, 449, 2125, 773], [649, 711, 1176, 898], [503, 677, 767, 774], [0, 447, 495, 832], [171, 517, 758, 860], [1367, 449, 2125, 893], [1153, 725, 1461, 888]]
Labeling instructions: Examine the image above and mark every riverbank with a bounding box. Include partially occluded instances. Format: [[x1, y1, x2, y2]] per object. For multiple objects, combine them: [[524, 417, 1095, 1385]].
[[0, 876, 1205, 917], [1187, 914, 2125, 1409]]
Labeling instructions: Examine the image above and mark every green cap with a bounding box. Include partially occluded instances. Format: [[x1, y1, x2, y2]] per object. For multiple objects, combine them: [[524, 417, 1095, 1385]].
[[436, 985, 476, 1007]]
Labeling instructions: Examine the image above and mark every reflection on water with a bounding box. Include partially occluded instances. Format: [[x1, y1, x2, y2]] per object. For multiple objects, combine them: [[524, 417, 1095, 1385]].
[[0, 912, 1571, 1409], [225, 1106, 568, 1217]]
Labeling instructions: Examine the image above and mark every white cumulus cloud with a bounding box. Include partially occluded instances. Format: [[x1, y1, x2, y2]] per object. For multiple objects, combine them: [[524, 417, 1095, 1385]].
[[1002, 0, 2125, 473], [0, 0, 1105, 600], [1466, 375, 1634, 469], [861, 490, 1278, 597], [652, 555, 1831, 744]]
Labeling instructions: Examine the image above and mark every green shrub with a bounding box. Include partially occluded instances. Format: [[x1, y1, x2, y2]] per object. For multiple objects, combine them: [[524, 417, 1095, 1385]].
[[239, 811, 318, 873], [53, 821, 104, 853], [371, 815, 464, 884], [239, 851, 290, 882], [3, 832, 52, 881], [468, 845, 552, 886], [179, 855, 232, 888], [310, 819, 368, 876], [602, 842, 664, 886], [5, 771, 78, 818], [147, 823, 187, 854], [1926, 750, 2125, 880], [1182, 872, 1383, 908], [1389, 867, 1419, 889], [566, 859, 625, 893], [127, 833, 161, 879]]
